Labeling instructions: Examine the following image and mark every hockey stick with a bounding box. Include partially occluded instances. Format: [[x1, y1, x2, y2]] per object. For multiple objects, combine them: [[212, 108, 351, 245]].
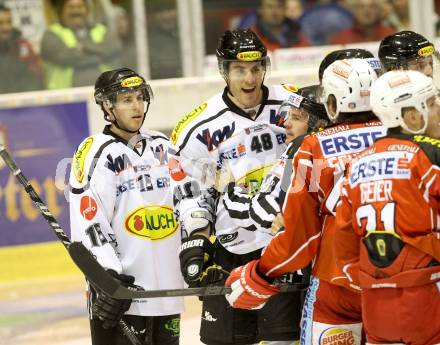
[[0, 145, 308, 299], [0, 144, 142, 345], [69, 241, 307, 298]]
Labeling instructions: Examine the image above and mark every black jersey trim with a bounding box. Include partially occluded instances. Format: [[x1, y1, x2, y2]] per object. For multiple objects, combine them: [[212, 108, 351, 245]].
[[70, 138, 117, 194], [175, 108, 229, 155], [150, 135, 169, 141]]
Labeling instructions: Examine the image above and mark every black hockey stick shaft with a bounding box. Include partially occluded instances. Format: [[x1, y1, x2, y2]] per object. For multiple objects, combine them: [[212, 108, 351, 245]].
[[69, 241, 308, 299], [0, 144, 142, 345]]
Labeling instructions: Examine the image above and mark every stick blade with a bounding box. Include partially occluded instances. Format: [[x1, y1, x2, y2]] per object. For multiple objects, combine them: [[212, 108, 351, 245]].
[[68, 242, 121, 296]]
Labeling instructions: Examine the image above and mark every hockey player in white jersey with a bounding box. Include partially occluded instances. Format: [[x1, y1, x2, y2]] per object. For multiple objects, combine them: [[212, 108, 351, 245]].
[[218, 86, 328, 251], [169, 28, 301, 345], [69, 68, 184, 345], [218, 48, 377, 262]]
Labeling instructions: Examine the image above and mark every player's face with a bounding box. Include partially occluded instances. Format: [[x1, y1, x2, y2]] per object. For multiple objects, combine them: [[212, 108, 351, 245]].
[[284, 107, 308, 143], [61, 0, 88, 30], [425, 95, 440, 138], [227, 61, 264, 109], [406, 56, 433, 77], [111, 90, 145, 133]]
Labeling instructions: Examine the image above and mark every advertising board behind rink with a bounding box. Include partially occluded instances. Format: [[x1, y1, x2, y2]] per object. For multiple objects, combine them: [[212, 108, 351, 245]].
[[0, 102, 89, 246]]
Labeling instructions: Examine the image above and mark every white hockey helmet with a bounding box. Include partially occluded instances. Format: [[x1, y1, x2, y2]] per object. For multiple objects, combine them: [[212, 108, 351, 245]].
[[370, 70, 436, 134], [322, 58, 377, 121]]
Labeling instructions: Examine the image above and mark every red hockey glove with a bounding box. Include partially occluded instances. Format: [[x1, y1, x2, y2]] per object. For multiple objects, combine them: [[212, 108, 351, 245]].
[[225, 260, 280, 310]]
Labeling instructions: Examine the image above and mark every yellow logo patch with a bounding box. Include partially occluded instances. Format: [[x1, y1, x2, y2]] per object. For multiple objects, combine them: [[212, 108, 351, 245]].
[[121, 76, 144, 88], [236, 51, 262, 61], [171, 102, 208, 144], [418, 45, 434, 57], [125, 205, 178, 240], [73, 137, 93, 183], [237, 164, 273, 196], [282, 84, 300, 93]]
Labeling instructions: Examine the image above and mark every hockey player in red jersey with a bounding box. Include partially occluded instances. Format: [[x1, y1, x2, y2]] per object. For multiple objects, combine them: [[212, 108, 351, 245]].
[[225, 58, 385, 344], [334, 69, 440, 345]]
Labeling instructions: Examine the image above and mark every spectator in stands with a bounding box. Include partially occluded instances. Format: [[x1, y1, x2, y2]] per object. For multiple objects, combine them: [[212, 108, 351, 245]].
[[251, 0, 309, 51], [41, 0, 121, 89], [0, 4, 43, 94], [298, 1, 354, 45], [390, 0, 410, 30], [285, 0, 303, 21], [330, 0, 396, 44], [113, 6, 136, 70], [147, 1, 182, 79]]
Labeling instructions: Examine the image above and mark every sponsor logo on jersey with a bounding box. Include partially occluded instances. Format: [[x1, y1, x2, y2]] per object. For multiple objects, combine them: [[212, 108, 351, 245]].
[[418, 45, 434, 57], [237, 164, 273, 195], [121, 76, 144, 88], [150, 144, 168, 164], [319, 327, 355, 345], [236, 51, 262, 61], [269, 108, 285, 127], [117, 174, 159, 196], [80, 196, 98, 220], [217, 143, 247, 166], [73, 137, 93, 183], [218, 232, 239, 244], [197, 122, 236, 151], [171, 102, 208, 144], [282, 84, 299, 93], [124, 205, 178, 240], [106, 153, 132, 174], [349, 151, 413, 186], [318, 127, 387, 158], [413, 135, 440, 148], [169, 157, 187, 181]]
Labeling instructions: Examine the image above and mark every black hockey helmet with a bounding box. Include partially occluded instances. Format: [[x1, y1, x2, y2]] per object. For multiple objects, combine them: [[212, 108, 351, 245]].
[[278, 85, 329, 133], [94, 68, 153, 106], [319, 48, 376, 82], [94, 68, 153, 129], [379, 31, 435, 72], [216, 29, 270, 80]]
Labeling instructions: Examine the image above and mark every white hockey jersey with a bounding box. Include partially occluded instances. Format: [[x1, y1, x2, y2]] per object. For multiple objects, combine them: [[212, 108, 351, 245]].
[[69, 126, 184, 316], [169, 85, 298, 254], [219, 138, 299, 254]]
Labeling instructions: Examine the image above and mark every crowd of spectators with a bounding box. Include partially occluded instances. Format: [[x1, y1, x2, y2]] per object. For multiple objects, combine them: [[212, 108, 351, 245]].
[[0, 0, 414, 94], [234, 0, 409, 49]]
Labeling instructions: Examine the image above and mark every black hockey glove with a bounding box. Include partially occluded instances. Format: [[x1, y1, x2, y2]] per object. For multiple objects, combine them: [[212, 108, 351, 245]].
[[92, 270, 138, 329], [179, 234, 218, 287]]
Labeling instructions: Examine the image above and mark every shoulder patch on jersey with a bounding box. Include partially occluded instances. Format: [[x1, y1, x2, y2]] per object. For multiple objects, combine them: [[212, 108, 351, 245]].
[[412, 135, 440, 165], [413, 135, 440, 148], [171, 102, 208, 145], [73, 137, 94, 183], [282, 84, 300, 93]]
